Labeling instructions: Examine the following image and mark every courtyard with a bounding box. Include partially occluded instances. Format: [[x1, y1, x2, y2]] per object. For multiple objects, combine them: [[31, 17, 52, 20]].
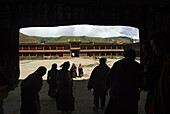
[[3, 58, 146, 114]]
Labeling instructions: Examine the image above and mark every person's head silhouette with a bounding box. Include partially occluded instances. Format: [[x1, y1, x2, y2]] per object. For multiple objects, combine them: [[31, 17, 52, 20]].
[[36, 66, 47, 76], [100, 58, 106, 64], [124, 49, 136, 61], [52, 63, 57, 69], [60, 61, 70, 70], [151, 32, 170, 56]]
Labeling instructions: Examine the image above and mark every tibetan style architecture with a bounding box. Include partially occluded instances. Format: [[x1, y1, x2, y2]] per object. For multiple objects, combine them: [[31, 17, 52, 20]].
[[19, 41, 140, 58], [3, 0, 168, 109]]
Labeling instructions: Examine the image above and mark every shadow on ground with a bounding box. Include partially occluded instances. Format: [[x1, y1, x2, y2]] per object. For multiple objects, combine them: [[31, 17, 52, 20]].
[[3, 80, 147, 114]]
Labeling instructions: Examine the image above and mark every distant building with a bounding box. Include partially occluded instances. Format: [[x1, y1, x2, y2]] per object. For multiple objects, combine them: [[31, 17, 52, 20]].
[[19, 41, 140, 58]]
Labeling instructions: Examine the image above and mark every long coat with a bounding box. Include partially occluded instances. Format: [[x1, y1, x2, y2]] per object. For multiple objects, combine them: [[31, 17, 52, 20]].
[[20, 72, 43, 114], [47, 68, 58, 97], [105, 58, 141, 114], [47, 68, 58, 87], [88, 64, 110, 96], [56, 69, 75, 111]]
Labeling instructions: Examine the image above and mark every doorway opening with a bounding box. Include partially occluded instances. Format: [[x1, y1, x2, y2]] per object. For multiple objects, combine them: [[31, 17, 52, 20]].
[[19, 24, 140, 80], [71, 50, 79, 57]]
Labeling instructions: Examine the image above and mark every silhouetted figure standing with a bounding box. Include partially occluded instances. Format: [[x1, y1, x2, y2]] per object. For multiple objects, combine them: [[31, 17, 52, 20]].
[[78, 64, 83, 77], [88, 58, 110, 109], [47, 63, 58, 98], [141, 40, 161, 113], [148, 32, 170, 114], [70, 63, 77, 78], [55, 61, 75, 114], [105, 49, 142, 114], [20, 66, 47, 114]]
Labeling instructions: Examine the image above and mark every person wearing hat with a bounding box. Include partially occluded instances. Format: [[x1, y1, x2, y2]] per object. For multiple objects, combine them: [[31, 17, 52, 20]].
[[55, 61, 75, 114]]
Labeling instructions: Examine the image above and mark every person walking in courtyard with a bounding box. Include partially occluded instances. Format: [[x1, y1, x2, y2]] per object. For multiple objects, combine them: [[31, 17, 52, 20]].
[[47, 63, 58, 98], [88, 58, 110, 109], [20, 66, 47, 114], [78, 64, 83, 77], [70, 63, 77, 78], [105, 49, 142, 114], [55, 61, 75, 114]]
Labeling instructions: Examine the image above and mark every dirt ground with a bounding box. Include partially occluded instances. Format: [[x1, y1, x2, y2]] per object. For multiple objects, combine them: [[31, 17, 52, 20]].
[[19, 58, 120, 80], [3, 58, 146, 114]]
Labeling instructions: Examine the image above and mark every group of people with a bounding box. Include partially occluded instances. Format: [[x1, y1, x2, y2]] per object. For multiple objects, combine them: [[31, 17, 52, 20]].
[[88, 32, 170, 114], [20, 62, 83, 114], [20, 32, 170, 114], [21, 62, 75, 114], [70, 63, 83, 78], [46, 63, 83, 99], [88, 49, 142, 114]]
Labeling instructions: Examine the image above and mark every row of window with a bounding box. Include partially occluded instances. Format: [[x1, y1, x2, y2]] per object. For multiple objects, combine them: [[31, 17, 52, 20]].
[[19, 46, 124, 50], [19, 46, 66, 50], [19, 52, 123, 57]]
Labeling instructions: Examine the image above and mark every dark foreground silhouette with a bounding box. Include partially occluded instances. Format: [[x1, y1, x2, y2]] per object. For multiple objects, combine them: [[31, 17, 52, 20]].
[[105, 49, 142, 114], [20, 66, 47, 114], [88, 58, 110, 109]]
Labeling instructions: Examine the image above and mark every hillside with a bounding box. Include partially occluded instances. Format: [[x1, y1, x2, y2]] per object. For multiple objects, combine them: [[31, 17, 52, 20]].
[[19, 33, 38, 43], [19, 33, 132, 43], [31, 36, 132, 43]]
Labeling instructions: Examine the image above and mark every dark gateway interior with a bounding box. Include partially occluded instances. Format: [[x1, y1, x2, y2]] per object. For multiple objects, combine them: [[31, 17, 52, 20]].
[[1, 0, 170, 113]]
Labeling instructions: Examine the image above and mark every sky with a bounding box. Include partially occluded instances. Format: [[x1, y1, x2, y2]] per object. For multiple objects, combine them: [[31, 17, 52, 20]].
[[20, 25, 139, 39]]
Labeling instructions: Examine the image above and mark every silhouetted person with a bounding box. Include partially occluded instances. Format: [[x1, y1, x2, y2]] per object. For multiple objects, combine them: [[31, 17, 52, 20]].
[[70, 63, 77, 78], [88, 58, 110, 109], [148, 32, 170, 114], [20, 66, 47, 114], [55, 61, 75, 114], [47, 63, 58, 98], [141, 40, 161, 113], [78, 64, 83, 77], [105, 49, 142, 114]]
